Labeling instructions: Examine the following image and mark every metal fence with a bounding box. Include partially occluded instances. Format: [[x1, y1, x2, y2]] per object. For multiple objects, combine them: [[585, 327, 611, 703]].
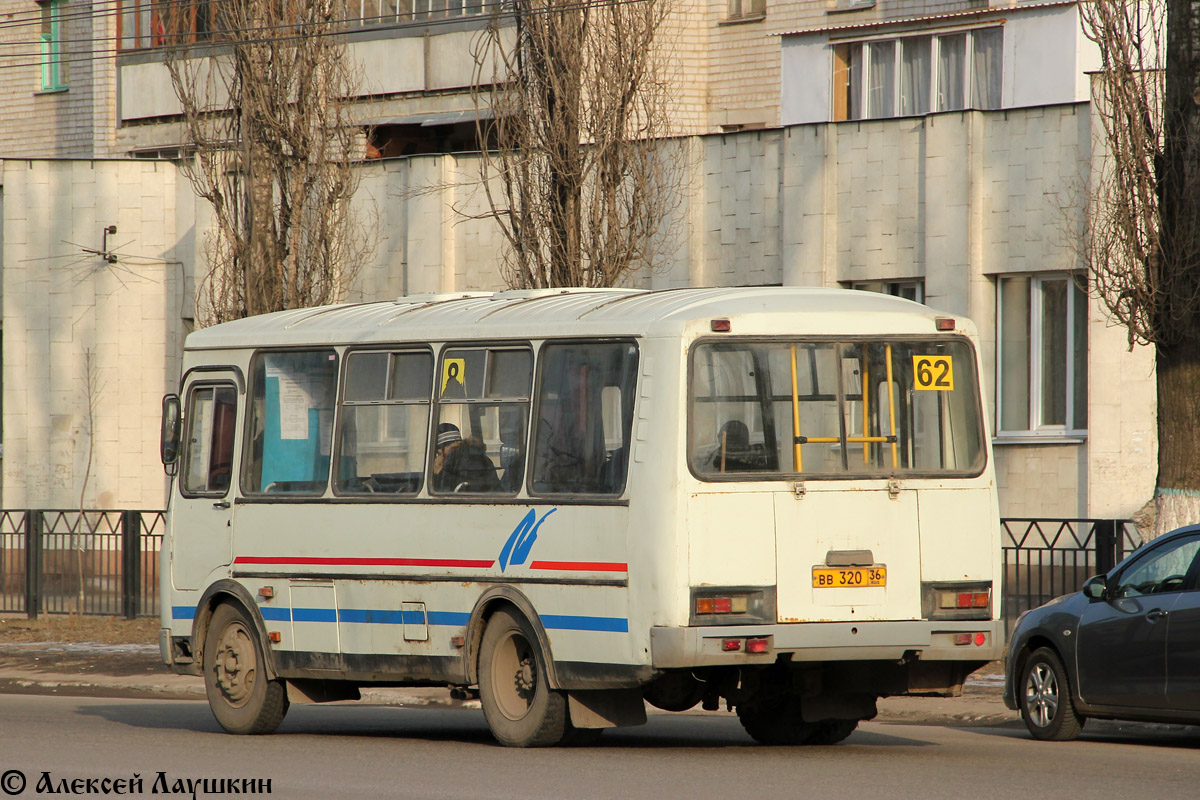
[[0, 510, 1147, 625], [1000, 518, 1142, 629], [0, 510, 164, 619]]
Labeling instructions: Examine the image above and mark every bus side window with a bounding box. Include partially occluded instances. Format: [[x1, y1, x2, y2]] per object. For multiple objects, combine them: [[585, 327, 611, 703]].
[[181, 384, 237, 496], [431, 347, 531, 495], [334, 350, 433, 495], [243, 350, 339, 496], [531, 341, 639, 496]]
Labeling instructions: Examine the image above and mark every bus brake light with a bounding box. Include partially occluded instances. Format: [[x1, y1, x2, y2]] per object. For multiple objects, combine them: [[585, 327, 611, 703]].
[[745, 637, 770, 654], [722, 639, 742, 652]]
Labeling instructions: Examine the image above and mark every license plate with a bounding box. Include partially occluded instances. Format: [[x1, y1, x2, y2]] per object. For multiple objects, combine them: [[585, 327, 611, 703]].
[[812, 566, 887, 588]]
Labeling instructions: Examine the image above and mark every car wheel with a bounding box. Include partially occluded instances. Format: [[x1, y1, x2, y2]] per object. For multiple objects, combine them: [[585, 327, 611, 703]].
[[203, 602, 289, 735], [478, 609, 570, 747], [1020, 646, 1083, 741]]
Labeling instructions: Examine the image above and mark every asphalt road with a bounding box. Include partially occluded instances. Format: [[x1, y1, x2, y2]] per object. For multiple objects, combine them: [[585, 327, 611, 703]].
[[1, 695, 1198, 799]]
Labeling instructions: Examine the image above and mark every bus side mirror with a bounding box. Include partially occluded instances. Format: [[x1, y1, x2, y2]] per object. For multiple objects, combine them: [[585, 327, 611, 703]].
[[1083, 574, 1108, 601], [161, 393, 181, 473]]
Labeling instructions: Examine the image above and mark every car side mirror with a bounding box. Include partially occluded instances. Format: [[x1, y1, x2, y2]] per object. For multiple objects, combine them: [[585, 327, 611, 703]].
[[1083, 574, 1108, 601], [161, 393, 181, 473]]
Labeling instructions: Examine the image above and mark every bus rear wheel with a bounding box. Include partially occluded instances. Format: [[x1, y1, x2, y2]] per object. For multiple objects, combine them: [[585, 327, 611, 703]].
[[737, 694, 818, 745], [203, 602, 289, 735], [478, 609, 569, 747]]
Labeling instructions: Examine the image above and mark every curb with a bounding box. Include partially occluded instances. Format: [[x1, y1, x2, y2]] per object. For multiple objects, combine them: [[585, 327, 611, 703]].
[[0, 668, 1014, 727]]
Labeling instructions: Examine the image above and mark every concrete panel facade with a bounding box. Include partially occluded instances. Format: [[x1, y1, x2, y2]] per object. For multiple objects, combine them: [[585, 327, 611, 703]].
[[0, 101, 1157, 519]]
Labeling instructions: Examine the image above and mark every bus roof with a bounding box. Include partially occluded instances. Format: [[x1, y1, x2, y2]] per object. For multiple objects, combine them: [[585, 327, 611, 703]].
[[184, 286, 967, 350]]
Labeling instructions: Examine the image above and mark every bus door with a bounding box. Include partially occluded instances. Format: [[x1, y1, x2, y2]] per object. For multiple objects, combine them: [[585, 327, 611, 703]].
[[691, 338, 985, 625], [774, 488, 921, 623], [172, 373, 241, 591]]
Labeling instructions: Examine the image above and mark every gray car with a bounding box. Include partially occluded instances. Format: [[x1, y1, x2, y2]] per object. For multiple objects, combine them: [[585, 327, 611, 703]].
[[1004, 524, 1200, 740]]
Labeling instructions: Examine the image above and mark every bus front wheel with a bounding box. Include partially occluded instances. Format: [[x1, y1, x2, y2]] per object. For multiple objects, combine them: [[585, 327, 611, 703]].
[[203, 602, 289, 735], [478, 609, 569, 747]]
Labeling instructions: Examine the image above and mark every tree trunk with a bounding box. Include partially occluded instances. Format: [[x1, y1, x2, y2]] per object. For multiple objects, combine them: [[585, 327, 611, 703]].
[[1152, 342, 1200, 536]]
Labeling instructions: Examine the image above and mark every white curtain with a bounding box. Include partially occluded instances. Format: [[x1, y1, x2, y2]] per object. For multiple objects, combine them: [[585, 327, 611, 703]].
[[937, 33, 966, 111], [900, 37, 931, 116], [868, 41, 895, 118], [971, 27, 1003, 109], [998, 276, 1031, 431]]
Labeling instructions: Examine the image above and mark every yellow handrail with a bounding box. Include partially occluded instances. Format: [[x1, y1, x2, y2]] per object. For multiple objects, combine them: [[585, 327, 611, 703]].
[[861, 352, 870, 465], [885, 344, 898, 468], [790, 345, 802, 472]]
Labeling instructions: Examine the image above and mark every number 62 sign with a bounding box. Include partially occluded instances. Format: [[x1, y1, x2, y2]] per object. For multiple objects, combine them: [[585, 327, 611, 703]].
[[912, 355, 954, 391]]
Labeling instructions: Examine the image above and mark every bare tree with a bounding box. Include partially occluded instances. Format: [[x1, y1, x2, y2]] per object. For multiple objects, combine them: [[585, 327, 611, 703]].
[[471, 0, 682, 288], [1082, 0, 1200, 534], [160, 0, 369, 324]]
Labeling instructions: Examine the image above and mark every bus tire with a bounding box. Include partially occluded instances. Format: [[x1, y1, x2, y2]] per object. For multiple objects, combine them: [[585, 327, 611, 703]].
[[478, 608, 569, 747], [203, 602, 289, 735], [806, 719, 858, 745], [736, 694, 817, 746]]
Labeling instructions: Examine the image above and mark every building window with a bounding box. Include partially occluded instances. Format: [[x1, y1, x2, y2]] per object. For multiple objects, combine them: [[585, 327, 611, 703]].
[[849, 279, 925, 304], [996, 274, 1088, 435], [38, 0, 67, 91], [727, 0, 765, 22], [833, 27, 1002, 121]]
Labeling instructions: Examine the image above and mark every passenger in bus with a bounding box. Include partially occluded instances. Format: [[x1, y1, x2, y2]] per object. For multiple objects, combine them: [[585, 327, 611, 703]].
[[708, 419, 758, 473], [433, 423, 501, 492], [498, 410, 526, 492]]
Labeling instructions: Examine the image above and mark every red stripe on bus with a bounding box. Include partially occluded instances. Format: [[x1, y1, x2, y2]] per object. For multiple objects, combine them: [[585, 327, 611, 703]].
[[233, 557, 496, 569], [529, 561, 628, 572]]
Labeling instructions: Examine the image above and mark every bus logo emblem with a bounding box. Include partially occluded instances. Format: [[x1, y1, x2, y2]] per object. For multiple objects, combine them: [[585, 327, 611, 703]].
[[498, 508, 557, 572]]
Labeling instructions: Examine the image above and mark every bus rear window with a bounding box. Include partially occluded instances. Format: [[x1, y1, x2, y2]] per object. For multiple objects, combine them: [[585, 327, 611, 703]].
[[244, 350, 339, 495], [690, 339, 985, 479]]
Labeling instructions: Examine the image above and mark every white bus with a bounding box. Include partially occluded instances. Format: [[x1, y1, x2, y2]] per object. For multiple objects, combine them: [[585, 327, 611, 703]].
[[158, 286, 1003, 747]]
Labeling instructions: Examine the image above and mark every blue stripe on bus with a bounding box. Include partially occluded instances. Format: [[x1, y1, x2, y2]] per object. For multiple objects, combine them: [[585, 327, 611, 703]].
[[173, 604, 627, 633], [540, 614, 629, 633], [426, 611, 471, 627], [339, 609, 408, 625]]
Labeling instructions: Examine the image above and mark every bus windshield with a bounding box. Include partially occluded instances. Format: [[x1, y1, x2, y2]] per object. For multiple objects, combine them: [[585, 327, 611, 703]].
[[690, 338, 985, 479]]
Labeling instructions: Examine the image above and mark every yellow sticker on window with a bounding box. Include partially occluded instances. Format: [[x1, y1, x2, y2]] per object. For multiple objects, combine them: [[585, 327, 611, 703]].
[[913, 355, 954, 391], [441, 358, 467, 394]]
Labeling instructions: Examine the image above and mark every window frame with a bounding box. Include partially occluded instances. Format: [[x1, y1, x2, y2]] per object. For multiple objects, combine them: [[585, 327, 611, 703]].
[[687, 334, 988, 483], [848, 279, 925, 304], [332, 345, 435, 498], [832, 25, 1003, 122], [995, 272, 1088, 439], [179, 381, 239, 499], [1109, 534, 1200, 598], [726, 0, 766, 23], [240, 347, 341, 498], [428, 342, 534, 498], [38, 0, 68, 92], [528, 337, 641, 501]]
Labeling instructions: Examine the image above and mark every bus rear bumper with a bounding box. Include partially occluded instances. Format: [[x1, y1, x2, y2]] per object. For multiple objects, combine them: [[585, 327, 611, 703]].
[[650, 619, 1005, 669]]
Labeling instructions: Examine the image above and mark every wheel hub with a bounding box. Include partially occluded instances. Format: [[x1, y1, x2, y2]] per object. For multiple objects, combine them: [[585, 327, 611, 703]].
[[212, 623, 256, 707], [492, 630, 538, 721], [1025, 663, 1059, 727]]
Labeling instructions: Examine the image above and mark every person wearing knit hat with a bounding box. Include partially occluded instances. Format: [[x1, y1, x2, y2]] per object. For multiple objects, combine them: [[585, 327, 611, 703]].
[[436, 422, 462, 450]]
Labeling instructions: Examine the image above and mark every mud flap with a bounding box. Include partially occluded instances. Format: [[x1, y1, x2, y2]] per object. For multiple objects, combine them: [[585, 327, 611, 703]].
[[800, 693, 878, 722], [567, 688, 648, 729], [286, 679, 362, 704]]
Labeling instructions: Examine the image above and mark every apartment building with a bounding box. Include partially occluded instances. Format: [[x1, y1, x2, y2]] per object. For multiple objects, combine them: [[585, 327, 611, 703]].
[[0, 0, 1158, 521]]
